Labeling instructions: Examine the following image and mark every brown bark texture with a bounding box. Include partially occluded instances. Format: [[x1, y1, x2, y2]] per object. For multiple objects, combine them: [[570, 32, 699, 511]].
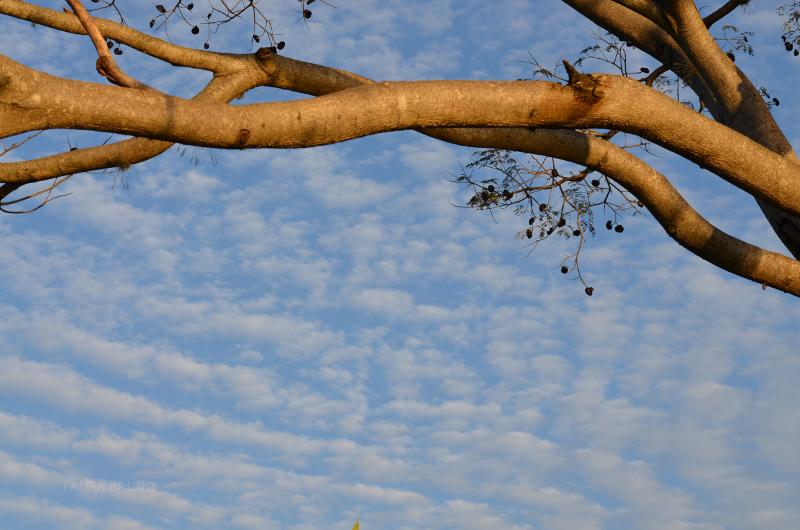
[[1, 0, 799, 296]]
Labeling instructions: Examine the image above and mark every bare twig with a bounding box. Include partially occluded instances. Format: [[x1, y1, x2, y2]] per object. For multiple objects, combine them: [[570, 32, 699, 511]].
[[0, 174, 72, 214], [1, 131, 42, 158]]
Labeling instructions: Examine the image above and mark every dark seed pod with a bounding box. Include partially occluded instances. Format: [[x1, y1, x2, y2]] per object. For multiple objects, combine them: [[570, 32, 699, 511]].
[[539, 203, 548, 212], [591, 179, 600, 187], [487, 185, 495, 192], [502, 189, 513, 200], [204, 42, 210, 49], [606, 220, 613, 230], [253, 34, 260, 42], [156, 4, 166, 13], [277, 41, 286, 50], [526, 228, 533, 239], [585, 286, 594, 296], [561, 266, 569, 274], [572, 229, 581, 237], [615, 224, 624, 233], [303, 9, 312, 18], [557, 218, 566, 227], [528, 217, 536, 225], [191, 26, 200, 35], [114, 47, 123, 55], [187, 3, 194, 10], [640, 66, 650, 73]]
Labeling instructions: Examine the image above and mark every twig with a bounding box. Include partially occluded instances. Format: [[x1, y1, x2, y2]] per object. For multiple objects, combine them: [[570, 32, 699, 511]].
[[1, 131, 43, 158], [0, 175, 73, 214]]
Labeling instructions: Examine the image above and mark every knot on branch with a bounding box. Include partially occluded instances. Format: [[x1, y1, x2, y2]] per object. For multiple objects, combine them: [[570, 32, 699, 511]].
[[255, 47, 278, 62], [562, 60, 604, 97], [236, 128, 251, 148]]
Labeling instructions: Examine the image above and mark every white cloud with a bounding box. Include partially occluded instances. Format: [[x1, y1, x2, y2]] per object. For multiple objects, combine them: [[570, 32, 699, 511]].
[[2, 1, 799, 529]]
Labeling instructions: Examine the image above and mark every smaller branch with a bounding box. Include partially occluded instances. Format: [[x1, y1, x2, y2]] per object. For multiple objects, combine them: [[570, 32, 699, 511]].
[[0, 174, 72, 214], [0, 0, 236, 73], [703, 0, 749, 28], [0, 69, 257, 187], [437, 126, 800, 296], [64, 0, 149, 89], [1, 130, 42, 158]]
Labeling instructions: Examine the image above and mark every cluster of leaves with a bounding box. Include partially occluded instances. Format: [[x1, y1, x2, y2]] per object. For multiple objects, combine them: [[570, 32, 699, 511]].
[[718, 24, 755, 60], [456, 148, 639, 296], [89, 1, 327, 51], [778, 1, 800, 56], [458, 34, 658, 295], [148, 0, 278, 50]]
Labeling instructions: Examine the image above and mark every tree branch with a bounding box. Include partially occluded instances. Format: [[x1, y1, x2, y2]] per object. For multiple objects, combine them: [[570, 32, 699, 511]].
[[703, 0, 751, 28], [434, 126, 800, 295], [656, 0, 800, 259], [658, 0, 745, 120], [0, 70, 261, 187], [561, 0, 721, 115], [231, 50, 800, 294], [564, 0, 800, 260], [0, 48, 371, 187], [64, 0, 149, 89], [2, 54, 799, 219], [0, 0, 241, 73], [0, 5, 795, 293]]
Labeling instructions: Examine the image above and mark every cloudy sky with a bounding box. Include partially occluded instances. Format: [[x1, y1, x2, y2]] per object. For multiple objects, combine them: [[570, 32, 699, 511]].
[[1, 1, 799, 529]]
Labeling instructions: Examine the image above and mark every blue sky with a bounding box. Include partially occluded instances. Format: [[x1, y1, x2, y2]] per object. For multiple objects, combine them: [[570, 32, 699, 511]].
[[0, 1, 799, 529]]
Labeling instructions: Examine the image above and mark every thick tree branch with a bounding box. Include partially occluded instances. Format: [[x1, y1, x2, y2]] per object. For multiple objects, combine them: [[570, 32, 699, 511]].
[[563, 0, 800, 259], [436, 127, 800, 295], [0, 48, 370, 187], [656, 0, 800, 258], [0, 71, 260, 187], [2, 54, 799, 219], [250, 51, 800, 295], [659, 0, 746, 120], [0, 0, 796, 292]]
